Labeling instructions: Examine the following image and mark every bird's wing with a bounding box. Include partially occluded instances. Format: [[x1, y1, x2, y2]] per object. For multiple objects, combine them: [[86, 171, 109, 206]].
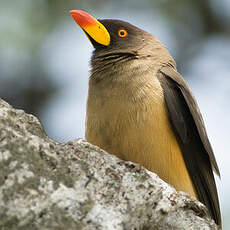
[[157, 66, 221, 225]]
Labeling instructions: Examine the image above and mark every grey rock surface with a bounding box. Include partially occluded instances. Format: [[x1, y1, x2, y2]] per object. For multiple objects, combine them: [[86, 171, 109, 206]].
[[0, 98, 218, 230]]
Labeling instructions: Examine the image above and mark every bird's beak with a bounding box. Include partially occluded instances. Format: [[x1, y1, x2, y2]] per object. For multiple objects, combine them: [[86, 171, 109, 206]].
[[70, 10, 110, 46]]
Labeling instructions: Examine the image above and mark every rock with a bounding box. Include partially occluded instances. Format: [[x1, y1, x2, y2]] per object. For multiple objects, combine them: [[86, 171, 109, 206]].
[[0, 98, 218, 230]]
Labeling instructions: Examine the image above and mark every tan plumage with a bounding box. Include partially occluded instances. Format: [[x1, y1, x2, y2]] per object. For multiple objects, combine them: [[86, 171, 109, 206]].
[[86, 59, 196, 198]]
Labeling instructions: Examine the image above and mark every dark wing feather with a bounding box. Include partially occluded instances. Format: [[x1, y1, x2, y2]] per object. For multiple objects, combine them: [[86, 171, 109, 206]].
[[157, 66, 221, 226]]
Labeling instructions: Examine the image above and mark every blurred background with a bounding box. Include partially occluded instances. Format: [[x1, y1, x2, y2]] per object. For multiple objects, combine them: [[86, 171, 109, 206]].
[[0, 0, 229, 227]]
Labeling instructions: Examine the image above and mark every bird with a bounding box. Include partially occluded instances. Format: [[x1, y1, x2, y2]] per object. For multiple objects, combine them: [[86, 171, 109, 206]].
[[70, 10, 221, 226]]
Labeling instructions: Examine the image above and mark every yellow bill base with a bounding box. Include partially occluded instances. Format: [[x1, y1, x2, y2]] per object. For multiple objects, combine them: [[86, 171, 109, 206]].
[[70, 10, 110, 46]]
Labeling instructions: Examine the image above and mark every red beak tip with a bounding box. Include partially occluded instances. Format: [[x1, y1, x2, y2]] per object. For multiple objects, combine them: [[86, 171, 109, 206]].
[[70, 10, 89, 17], [69, 10, 78, 16], [69, 10, 96, 27]]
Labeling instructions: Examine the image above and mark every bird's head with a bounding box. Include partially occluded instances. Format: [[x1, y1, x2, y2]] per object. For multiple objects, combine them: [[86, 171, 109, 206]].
[[70, 10, 151, 53], [70, 10, 174, 78]]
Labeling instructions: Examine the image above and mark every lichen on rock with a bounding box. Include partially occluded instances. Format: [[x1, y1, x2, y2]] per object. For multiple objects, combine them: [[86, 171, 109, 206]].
[[0, 98, 218, 230]]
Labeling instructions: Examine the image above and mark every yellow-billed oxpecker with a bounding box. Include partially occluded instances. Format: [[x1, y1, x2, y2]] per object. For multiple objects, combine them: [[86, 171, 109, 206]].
[[70, 10, 221, 226]]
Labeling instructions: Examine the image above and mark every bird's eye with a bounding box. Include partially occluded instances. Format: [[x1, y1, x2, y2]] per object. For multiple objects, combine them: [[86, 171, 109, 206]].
[[118, 29, 128, 38]]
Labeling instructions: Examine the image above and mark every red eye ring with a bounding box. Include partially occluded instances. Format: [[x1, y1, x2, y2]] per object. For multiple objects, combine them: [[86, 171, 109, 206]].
[[118, 29, 128, 38]]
